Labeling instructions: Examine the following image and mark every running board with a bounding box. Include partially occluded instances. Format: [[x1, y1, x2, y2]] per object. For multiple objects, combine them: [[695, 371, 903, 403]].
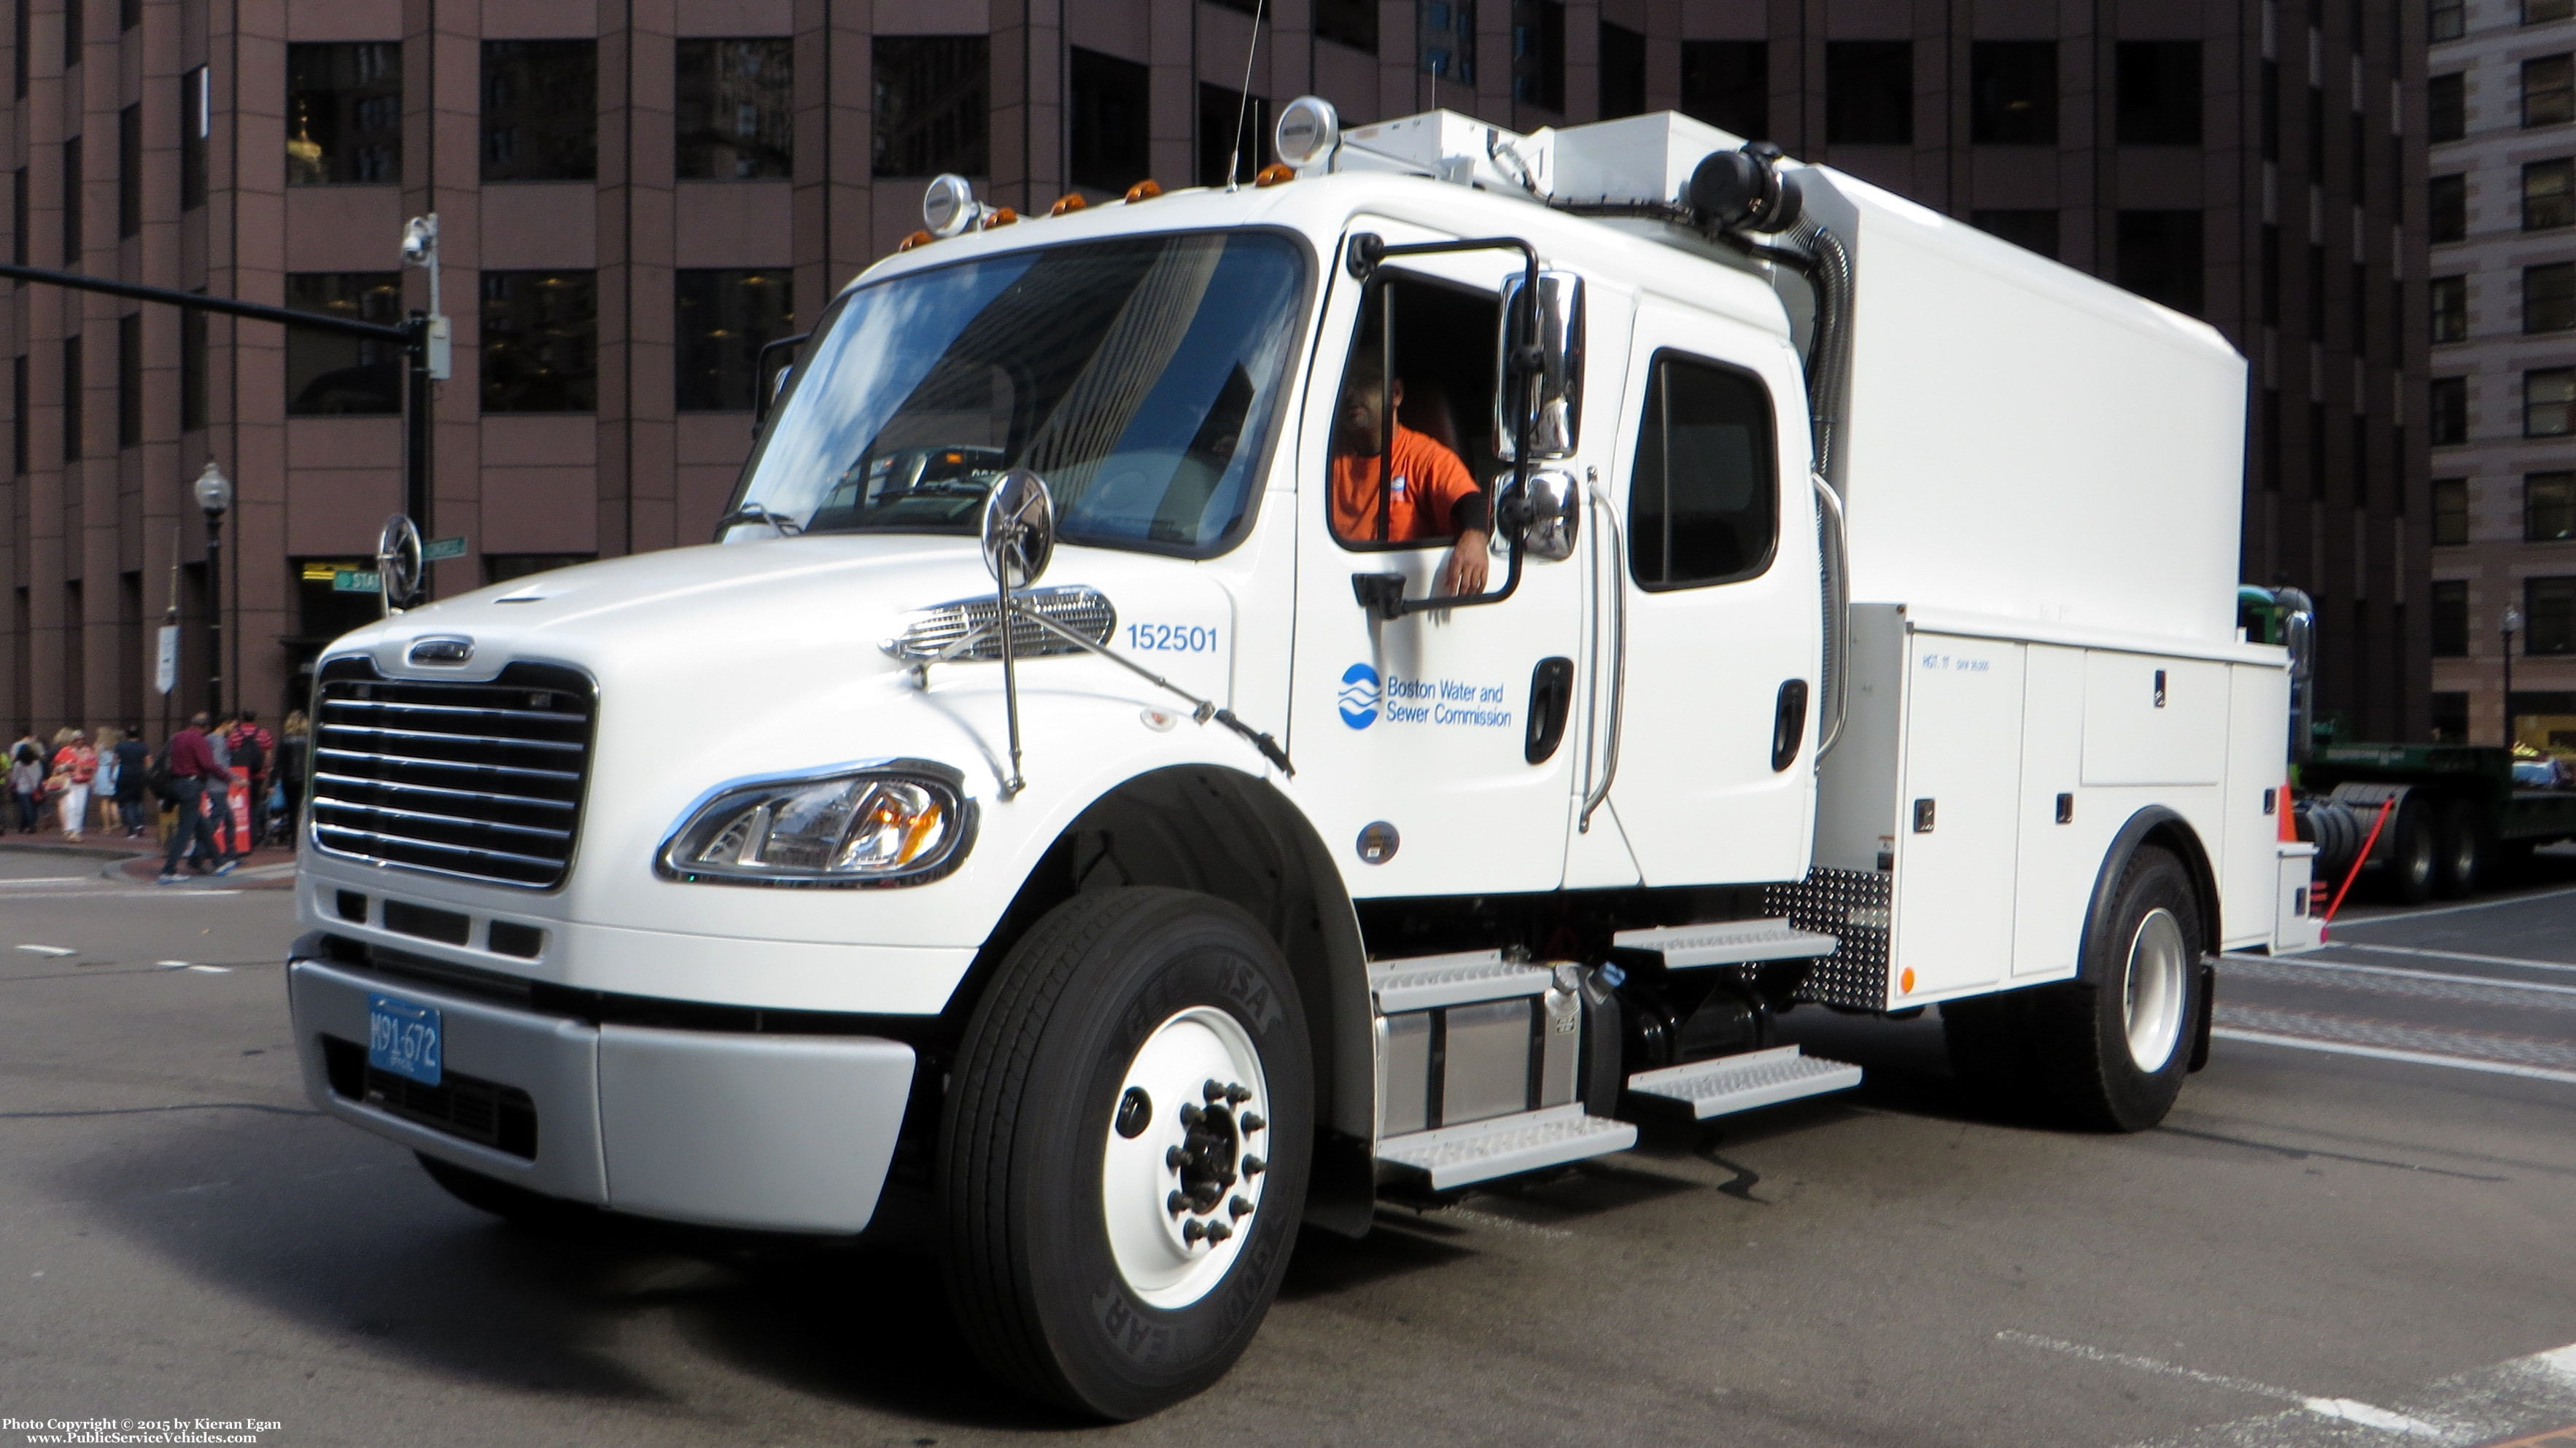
[[1625, 1046, 1863, 1119], [1613, 919, 1840, 969], [1369, 950, 1555, 1013], [1375, 1104, 1638, 1190]]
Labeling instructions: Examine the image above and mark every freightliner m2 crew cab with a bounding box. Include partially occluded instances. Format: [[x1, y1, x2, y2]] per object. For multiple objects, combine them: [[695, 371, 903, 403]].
[[287, 101, 2322, 1417]]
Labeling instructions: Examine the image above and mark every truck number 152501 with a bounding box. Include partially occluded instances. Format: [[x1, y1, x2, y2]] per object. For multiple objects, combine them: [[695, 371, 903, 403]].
[[1125, 623, 1219, 653]]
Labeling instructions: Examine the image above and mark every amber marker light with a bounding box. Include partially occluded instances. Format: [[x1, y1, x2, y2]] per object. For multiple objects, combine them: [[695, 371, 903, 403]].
[[1124, 179, 1163, 203]]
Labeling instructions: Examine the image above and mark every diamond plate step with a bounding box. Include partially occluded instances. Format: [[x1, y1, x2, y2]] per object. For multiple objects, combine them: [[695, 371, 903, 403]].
[[1625, 1046, 1863, 1119], [1369, 951, 1556, 1014], [1375, 1104, 1639, 1190], [1613, 919, 1840, 969]]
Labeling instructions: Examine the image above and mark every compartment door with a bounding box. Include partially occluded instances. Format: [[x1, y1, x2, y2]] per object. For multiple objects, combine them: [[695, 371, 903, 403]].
[[1889, 635, 2025, 1001]]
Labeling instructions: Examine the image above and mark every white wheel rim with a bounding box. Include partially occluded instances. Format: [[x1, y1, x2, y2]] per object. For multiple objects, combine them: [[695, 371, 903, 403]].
[[2123, 907, 2189, 1073], [1100, 1005, 1271, 1310]]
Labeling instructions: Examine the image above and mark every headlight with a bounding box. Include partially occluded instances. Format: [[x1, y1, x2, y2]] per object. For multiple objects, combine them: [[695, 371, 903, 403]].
[[659, 763, 974, 887]]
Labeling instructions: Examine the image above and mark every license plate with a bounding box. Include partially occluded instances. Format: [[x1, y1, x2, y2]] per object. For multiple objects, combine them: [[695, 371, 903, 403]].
[[368, 993, 443, 1087]]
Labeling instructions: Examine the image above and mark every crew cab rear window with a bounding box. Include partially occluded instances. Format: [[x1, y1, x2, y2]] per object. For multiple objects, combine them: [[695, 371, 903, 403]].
[[1627, 351, 1777, 589]]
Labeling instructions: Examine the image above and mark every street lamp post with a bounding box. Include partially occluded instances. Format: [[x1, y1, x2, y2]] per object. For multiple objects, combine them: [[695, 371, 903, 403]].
[[192, 460, 232, 721], [2502, 604, 2524, 750]]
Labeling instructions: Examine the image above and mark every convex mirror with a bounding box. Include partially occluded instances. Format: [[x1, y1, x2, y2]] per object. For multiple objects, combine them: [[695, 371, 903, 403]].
[[981, 469, 1055, 588], [1494, 270, 1584, 462]]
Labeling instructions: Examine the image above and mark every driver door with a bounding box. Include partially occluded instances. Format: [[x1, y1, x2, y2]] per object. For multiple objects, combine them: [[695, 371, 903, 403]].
[[1284, 226, 1588, 898]]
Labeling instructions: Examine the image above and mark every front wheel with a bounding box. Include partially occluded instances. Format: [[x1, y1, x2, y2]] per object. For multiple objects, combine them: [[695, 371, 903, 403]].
[[939, 887, 1311, 1420]]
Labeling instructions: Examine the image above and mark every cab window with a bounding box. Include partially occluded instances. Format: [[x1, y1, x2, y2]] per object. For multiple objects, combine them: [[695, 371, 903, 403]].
[[1327, 273, 1502, 549], [1627, 351, 1777, 589]]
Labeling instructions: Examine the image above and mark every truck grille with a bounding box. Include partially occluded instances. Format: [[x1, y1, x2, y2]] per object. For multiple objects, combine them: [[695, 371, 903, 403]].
[[309, 657, 597, 890]]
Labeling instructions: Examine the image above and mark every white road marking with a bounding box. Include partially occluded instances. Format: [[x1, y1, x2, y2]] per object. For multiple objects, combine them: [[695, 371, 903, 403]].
[[2214, 1027, 2576, 1087], [155, 960, 190, 969], [2329, 884, 2576, 926], [2332, 943, 2576, 977], [2133, 1337, 2576, 1446], [1997, 1331, 2445, 1439], [186, 965, 230, 974], [14, 944, 76, 957], [0, 876, 87, 886], [2220, 953, 2576, 1003]]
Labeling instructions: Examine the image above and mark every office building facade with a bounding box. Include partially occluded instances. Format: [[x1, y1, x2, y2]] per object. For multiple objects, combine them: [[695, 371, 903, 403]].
[[1, 0, 2426, 744]]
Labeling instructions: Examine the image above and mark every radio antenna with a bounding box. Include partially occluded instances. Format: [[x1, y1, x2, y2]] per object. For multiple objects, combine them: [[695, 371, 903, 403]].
[[1224, 0, 1267, 191]]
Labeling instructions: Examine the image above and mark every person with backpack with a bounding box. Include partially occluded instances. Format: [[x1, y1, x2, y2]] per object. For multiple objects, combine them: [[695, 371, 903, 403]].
[[157, 713, 234, 884], [7, 735, 41, 833], [113, 725, 149, 839]]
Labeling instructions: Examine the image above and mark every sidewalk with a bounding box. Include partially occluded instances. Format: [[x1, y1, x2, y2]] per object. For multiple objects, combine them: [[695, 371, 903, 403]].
[[0, 828, 300, 888]]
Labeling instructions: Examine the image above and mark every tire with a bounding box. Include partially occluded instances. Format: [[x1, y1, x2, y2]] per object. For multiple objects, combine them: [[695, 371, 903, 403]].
[[2020, 845, 2205, 1132], [2377, 798, 2437, 906], [415, 1152, 597, 1230], [2432, 798, 2484, 900], [938, 887, 1311, 1421]]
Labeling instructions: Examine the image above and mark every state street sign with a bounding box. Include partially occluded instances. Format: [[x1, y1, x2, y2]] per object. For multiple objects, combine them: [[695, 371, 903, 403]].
[[333, 569, 383, 593], [422, 535, 468, 561]]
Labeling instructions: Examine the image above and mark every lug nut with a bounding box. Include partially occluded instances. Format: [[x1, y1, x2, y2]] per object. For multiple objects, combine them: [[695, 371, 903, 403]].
[[1230, 1195, 1254, 1219], [1242, 1154, 1265, 1177], [1205, 1220, 1233, 1243], [1203, 1079, 1226, 1103], [1168, 1190, 1188, 1215], [1179, 1102, 1203, 1128], [1165, 1145, 1189, 1169], [1239, 1112, 1265, 1133], [1225, 1083, 1251, 1104], [1183, 1219, 1206, 1244]]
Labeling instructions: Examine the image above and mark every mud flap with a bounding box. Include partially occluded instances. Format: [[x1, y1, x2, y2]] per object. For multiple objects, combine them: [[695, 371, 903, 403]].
[[2187, 960, 2216, 1073]]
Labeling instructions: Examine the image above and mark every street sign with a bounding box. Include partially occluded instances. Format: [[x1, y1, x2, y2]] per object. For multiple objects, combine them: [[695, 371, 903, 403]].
[[154, 626, 178, 696], [422, 535, 467, 561], [333, 569, 382, 593]]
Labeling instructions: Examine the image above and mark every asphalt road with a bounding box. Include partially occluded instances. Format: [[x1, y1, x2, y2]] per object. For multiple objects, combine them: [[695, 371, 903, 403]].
[[4, 846, 2575, 1448]]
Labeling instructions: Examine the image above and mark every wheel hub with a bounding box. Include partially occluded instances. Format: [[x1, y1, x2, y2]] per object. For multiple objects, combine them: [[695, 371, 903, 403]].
[[2122, 906, 2189, 1073], [1101, 1007, 1270, 1309]]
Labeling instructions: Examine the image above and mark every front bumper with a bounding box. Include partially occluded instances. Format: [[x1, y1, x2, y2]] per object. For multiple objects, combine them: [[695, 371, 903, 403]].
[[289, 956, 917, 1234]]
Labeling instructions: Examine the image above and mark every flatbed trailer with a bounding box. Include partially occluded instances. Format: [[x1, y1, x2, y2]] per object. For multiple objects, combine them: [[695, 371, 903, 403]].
[[2300, 743, 2576, 902]]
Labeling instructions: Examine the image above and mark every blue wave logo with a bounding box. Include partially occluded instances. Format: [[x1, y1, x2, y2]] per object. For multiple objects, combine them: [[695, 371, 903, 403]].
[[1338, 663, 1381, 729]]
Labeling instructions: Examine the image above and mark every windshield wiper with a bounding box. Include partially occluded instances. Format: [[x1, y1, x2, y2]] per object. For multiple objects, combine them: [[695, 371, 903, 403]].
[[710, 502, 804, 541]]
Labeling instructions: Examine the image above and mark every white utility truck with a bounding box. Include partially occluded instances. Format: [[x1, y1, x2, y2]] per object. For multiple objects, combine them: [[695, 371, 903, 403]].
[[287, 99, 2323, 1418]]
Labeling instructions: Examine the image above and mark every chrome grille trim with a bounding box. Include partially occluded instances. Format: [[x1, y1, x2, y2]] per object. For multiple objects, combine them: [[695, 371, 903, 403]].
[[309, 658, 597, 890], [881, 585, 1117, 663]]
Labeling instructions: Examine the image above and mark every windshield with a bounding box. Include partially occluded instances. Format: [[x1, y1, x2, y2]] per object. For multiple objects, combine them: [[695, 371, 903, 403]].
[[726, 230, 1310, 556]]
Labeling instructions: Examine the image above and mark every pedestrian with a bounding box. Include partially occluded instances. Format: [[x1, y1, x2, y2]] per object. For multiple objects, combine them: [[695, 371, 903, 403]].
[[229, 711, 271, 852], [92, 727, 121, 834], [7, 734, 41, 833], [202, 713, 239, 867], [157, 712, 233, 884], [49, 728, 97, 841], [113, 725, 149, 838], [273, 710, 309, 846]]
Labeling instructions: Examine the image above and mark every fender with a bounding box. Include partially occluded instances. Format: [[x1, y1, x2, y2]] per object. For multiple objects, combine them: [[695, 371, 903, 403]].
[[2080, 805, 2222, 1071]]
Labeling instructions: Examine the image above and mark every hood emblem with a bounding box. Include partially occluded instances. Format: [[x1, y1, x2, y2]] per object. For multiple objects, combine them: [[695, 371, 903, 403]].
[[408, 636, 474, 665]]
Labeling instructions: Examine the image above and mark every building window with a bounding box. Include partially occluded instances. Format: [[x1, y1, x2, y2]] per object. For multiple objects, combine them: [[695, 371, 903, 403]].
[[288, 42, 402, 185], [117, 313, 140, 447], [2528, 55, 2575, 129], [872, 36, 988, 178], [117, 104, 139, 237], [2432, 376, 2470, 444], [2531, 472, 2576, 540], [63, 0, 79, 66], [482, 40, 598, 182], [2526, 159, 2575, 230], [1197, 82, 1267, 188], [2430, 174, 2467, 241], [2534, 0, 2576, 21], [2430, 691, 2470, 743], [2430, 72, 2464, 144], [181, 68, 208, 210], [1599, 22, 1646, 120], [2259, 224, 2281, 323], [673, 269, 794, 413], [13, 168, 26, 265], [1420, 1, 1477, 84], [1826, 42, 1912, 145], [2116, 41, 2201, 145], [2432, 0, 2465, 39], [180, 302, 205, 433], [2262, 60, 2280, 161], [2430, 580, 2470, 656], [2431, 274, 2468, 342], [61, 335, 79, 461], [2532, 577, 2576, 654], [1968, 42, 2055, 145], [11, 1, 21, 100], [2307, 244, 2327, 335], [675, 39, 792, 181], [2529, 367, 2575, 436], [1971, 209, 2059, 260], [2434, 476, 2471, 544], [2114, 211, 2203, 316], [1680, 41, 1766, 141], [2308, 400, 2328, 499], [1510, 0, 1565, 111], [61, 134, 79, 264], [1068, 48, 1150, 195], [9, 356, 22, 476], [284, 273, 402, 416], [2531, 262, 2576, 332], [481, 270, 598, 413], [1315, 0, 1377, 55]]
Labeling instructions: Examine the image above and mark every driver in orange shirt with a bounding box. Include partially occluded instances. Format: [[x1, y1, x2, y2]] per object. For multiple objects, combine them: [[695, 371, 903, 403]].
[[1329, 353, 1491, 597]]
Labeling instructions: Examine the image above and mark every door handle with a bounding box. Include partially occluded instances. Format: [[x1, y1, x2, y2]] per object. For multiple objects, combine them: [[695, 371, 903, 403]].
[[1526, 657, 1574, 764], [1771, 679, 1809, 772]]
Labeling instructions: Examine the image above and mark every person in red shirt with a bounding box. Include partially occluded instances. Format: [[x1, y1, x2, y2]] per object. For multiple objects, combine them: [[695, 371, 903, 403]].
[[157, 713, 236, 884], [1329, 353, 1490, 597]]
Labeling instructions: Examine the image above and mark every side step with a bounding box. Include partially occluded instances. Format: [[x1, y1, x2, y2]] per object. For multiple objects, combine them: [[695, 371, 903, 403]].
[[1625, 1046, 1863, 1119], [1613, 919, 1840, 969], [1369, 950, 1556, 1013], [1376, 1104, 1639, 1191]]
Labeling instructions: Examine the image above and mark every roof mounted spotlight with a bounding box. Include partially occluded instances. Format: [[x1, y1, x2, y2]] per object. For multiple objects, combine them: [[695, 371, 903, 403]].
[[1273, 96, 1340, 171], [1688, 141, 1804, 235], [923, 174, 985, 239]]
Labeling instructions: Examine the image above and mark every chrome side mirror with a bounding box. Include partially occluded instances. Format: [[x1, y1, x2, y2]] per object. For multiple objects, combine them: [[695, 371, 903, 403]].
[[1494, 468, 1581, 561], [376, 513, 422, 617], [981, 469, 1055, 588], [1494, 270, 1584, 462]]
